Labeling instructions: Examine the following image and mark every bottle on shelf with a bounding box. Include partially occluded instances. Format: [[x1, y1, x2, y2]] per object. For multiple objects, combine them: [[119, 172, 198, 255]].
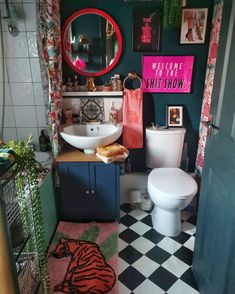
[[39, 130, 49, 152], [109, 101, 118, 124], [114, 74, 123, 91], [66, 77, 73, 92], [73, 75, 79, 91]]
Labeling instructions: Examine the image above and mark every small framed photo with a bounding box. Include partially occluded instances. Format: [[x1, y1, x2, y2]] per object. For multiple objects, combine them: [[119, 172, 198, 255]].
[[167, 105, 183, 127], [133, 8, 161, 52], [180, 8, 208, 44]]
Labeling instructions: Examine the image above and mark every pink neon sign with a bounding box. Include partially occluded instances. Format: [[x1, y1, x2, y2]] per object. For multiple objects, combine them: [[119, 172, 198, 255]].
[[142, 56, 194, 93]]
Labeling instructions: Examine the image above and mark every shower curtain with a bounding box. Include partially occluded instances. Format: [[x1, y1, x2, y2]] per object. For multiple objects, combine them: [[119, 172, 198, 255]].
[[195, 1, 223, 174], [37, 0, 62, 156]]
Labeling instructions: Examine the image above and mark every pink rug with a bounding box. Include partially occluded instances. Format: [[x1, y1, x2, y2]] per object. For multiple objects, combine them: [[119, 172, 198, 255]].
[[48, 222, 119, 294]]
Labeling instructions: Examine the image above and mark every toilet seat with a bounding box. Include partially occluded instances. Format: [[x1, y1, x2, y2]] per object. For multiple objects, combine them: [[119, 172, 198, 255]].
[[148, 168, 197, 199]]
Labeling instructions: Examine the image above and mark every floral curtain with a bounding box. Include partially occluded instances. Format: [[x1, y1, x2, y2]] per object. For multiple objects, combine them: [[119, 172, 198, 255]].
[[37, 0, 62, 157], [195, 0, 223, 174]]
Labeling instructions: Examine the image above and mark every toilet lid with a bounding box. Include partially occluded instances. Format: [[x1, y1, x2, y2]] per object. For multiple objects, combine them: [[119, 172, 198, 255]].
[[148, 168, 198, 198]]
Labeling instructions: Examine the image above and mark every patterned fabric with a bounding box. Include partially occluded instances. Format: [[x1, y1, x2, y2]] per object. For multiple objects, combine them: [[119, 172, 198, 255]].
[[195, 1, 223, 174], [37, 0, 63, 157]]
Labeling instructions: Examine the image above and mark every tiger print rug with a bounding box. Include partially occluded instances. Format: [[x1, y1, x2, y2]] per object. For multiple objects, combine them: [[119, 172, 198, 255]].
[[48, 222, 119, 294]]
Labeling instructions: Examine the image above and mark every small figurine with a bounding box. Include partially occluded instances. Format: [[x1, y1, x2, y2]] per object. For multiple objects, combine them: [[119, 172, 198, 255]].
[[86, 77, 96, 91]]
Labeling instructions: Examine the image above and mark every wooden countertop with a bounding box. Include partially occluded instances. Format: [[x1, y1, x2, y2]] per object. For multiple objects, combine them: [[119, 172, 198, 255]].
[[56, 148, 102, 162]]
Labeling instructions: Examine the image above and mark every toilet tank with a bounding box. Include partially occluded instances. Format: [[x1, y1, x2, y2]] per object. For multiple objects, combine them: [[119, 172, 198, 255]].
[[146, 127, 186, 168]]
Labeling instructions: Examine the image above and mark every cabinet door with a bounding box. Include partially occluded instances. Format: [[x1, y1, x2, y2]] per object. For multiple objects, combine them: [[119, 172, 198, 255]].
[[58, 163, 92, 221], [90, 163, 120, 221]]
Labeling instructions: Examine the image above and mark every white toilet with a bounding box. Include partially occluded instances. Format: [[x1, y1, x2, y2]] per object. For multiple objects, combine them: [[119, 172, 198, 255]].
[[146, 127, 198, 237]]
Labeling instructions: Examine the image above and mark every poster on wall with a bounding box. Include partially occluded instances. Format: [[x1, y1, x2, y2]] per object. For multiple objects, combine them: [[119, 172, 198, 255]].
[[142, 55, 194, 93], [133, 8, 161, 52]]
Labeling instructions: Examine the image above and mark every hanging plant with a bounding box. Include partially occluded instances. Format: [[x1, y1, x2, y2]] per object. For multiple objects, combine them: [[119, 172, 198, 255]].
[[163, 0, 183, 28], [3, 135, 49, 293]]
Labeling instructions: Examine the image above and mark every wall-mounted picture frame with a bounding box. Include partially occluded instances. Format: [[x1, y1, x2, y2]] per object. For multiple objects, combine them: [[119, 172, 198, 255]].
[[133, 8, 161, 52], [167, 105, 183, 127], [180, 8, 208, 44], [142, 55, 194, 93]]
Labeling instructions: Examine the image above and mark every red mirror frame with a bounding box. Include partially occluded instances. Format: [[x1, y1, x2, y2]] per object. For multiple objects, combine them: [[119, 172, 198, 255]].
[[61, 8, 123, 77]]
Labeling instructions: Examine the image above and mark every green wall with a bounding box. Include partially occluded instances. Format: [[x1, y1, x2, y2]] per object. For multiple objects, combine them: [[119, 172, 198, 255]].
[[61, 0, 214, 172]]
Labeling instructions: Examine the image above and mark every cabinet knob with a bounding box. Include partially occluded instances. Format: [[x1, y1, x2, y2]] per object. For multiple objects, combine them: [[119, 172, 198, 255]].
[[91, 190, 95, 194], [86, 190, 90, 194]]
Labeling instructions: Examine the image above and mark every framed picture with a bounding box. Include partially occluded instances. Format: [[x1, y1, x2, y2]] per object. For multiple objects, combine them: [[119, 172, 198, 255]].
[[167, 105, 183, 127], [180, 8, 208, 44], [133, 8, 161, 52], [142, 55, 194, 93]]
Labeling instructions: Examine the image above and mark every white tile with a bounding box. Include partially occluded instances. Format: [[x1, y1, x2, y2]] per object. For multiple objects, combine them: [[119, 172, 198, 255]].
[[0, 83, 12, 105], [0, 4, 26, 32], [135, 279, 165, 294], [131, 237, 155, 254], [120, 210, 126, 218], [119, 223, 127, 233], [130, 221, 150, 235], [30, 58, 42, 82], [16, 127, 38, 146], [23, 3, 36, 31], [118, 282, 131, 294], [157, 237, 182, 254], [183, 236, 195, 251], [128, 209, 148, 220], [14, 105, 37, 127], [0, 106, 15, 127], [33, 83, 44, 105], [27, 32, 38, 57], [182, 222, 196, 235], [118, 238, 128, 252], [132, 256, 159, 277], [7, 58, 32, 82], [3, 128, 17, 142], [10, 83, 34, 105], [162, 255, 190, 278], [118, 258, 129, 274], [168, 279, 199, 294], [3, 32, 28, 58], [35, 105, 47, 128]]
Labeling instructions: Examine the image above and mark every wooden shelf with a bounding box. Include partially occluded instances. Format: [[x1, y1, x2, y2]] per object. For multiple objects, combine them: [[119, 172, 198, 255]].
[[63, 91, 123, 97]]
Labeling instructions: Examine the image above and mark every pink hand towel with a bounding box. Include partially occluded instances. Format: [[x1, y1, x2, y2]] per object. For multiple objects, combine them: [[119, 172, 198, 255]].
[[123, 88, 143, 148]]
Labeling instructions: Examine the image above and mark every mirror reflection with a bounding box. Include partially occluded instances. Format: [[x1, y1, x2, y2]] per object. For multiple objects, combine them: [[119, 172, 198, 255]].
[[63, 13, 119, 74]]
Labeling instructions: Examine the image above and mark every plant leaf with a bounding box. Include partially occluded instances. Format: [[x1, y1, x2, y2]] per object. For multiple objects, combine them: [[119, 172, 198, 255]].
[[79, 226, 100, 242], [51, 231, 71, 246], [99, 232, 118, 260]]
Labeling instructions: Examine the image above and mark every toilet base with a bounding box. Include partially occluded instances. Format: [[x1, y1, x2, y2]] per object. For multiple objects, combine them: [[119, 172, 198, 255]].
[[151, 206, 182, 237]]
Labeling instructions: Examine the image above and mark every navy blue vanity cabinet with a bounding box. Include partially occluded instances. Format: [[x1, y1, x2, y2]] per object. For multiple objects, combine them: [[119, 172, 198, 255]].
[[58, 162, 120, 222]]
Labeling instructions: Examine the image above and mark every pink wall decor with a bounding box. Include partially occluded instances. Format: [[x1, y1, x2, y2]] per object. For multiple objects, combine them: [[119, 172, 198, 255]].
[[142, 56, 194, 93]]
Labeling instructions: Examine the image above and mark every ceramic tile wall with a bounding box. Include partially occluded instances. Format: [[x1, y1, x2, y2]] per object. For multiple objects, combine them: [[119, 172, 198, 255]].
[[0, 0, 46, 148], [62, 98, 123, 123]]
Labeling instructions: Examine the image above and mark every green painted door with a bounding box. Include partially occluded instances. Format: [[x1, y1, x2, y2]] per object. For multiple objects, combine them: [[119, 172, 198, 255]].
[[192, 1, 235, 293]]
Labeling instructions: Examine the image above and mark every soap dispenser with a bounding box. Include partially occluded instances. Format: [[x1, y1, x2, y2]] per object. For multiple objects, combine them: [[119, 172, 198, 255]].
[[109, 101, 118, 124]]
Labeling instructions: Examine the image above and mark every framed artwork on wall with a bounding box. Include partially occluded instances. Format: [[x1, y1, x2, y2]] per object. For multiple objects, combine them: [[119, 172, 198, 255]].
[[142, 55, 194, 93], [133, 8, 161, 52], [180, 8, 208, 44], [167, 105, 183, 127]]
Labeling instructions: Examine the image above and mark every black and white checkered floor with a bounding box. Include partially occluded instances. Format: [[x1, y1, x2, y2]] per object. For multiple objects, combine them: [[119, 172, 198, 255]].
[[118, 204, 199, 294]]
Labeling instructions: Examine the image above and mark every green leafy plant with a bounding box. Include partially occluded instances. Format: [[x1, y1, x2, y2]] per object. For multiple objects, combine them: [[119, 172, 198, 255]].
[[3, 135, 49, 292]]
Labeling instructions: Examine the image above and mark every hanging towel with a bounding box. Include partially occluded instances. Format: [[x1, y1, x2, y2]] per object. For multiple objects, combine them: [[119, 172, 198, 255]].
[[123, 88, 143, 148]]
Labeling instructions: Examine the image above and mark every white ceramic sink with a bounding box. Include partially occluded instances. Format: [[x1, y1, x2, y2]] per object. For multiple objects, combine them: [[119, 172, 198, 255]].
[[60, 123, 123, 154]]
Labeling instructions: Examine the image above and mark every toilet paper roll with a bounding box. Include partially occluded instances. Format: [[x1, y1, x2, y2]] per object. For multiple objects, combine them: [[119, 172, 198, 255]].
[[140, 198, 152, 211], [130, 190, 142, 203]]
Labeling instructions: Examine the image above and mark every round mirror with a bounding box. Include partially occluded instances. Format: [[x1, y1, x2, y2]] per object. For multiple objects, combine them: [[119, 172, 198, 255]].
[[62, 8, 122, 77]]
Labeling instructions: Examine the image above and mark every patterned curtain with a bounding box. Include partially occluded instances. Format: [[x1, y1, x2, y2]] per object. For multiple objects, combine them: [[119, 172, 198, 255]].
[[195, 0, 223, 174], [37, 0, 62, 157]]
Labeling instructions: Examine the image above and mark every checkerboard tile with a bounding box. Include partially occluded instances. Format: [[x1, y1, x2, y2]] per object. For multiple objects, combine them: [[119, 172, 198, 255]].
[[118, 204, 199, 293]]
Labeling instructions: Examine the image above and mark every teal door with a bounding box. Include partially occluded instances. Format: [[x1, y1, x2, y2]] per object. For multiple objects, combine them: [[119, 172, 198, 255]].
[[192, 1, 235, 293]]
